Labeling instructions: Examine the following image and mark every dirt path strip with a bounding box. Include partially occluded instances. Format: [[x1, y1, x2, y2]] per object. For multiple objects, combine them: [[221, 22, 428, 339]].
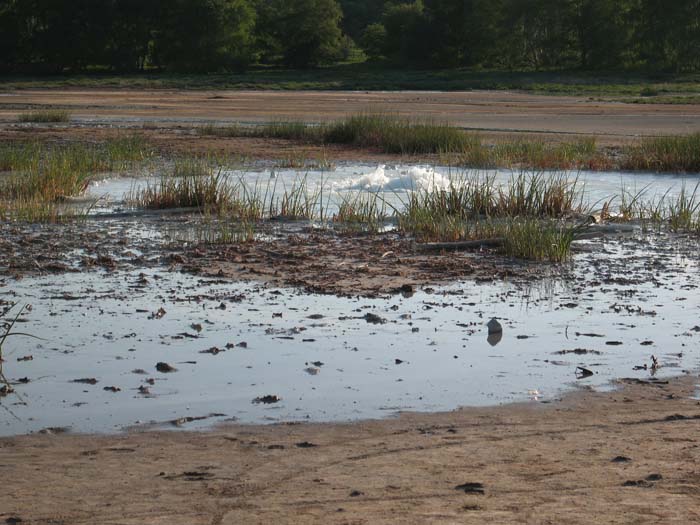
[[1, 374, 699, 524], [2, 89, 700, 142]]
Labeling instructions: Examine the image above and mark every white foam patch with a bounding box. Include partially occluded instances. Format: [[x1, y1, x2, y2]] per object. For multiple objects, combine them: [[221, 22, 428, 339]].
[[336, 165, 453, 192]]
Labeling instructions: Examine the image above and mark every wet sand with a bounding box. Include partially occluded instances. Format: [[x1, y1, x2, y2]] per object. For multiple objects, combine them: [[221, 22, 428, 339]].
[[1, 374, 699, 524]]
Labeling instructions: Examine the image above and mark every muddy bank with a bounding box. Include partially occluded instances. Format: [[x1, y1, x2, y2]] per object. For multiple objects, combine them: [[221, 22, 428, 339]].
[[1, 374, 699, 524], [0, 219, 537, 297]]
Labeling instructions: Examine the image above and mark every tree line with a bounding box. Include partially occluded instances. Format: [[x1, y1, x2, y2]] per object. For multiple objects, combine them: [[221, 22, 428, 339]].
[[1, 0, 699, 74]]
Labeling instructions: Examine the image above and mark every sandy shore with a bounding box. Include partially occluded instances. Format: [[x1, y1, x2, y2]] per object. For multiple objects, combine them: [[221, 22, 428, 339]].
[[1, 374, 699, 524]]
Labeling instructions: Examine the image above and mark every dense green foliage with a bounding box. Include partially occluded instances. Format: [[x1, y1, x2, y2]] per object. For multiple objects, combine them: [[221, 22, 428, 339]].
[[1, 0, 699, 73]]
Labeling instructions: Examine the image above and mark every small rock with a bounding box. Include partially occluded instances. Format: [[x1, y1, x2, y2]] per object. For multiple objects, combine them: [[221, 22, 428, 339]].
[[455, 482, 485, 494], [71, 378, 98, 385], [486, 318, 502, 335], [156, 362, 177, 373], [364, 313, 386, 325], [611, 456, 631, 463], [252, 395, 281, 404]]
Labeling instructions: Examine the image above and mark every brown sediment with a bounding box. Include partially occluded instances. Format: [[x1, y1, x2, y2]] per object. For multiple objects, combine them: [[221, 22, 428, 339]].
[[1, 374, 698, 524], [2, 89, 700, 141]]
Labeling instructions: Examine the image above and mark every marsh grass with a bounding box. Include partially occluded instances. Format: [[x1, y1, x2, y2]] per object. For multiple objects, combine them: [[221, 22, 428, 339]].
[[201, 113, 475, 155], [666, 183, 700, 232], [192, 212, 256, 244], [18, 109, 71, 123], [500, 219, 578, 262], [393, 171, 586, 261], [129, 168, 232, 210], [0, 136, 152, 222], [323, 113, 472, 154], [622, 134, 700, 172], [334, 191, 391, 232], [268, 174, 325, 220], [202, 115, 611, 169]]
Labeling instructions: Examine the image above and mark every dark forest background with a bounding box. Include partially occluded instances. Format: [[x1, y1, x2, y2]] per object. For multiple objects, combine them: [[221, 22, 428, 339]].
[[1, 0, 699, 74]]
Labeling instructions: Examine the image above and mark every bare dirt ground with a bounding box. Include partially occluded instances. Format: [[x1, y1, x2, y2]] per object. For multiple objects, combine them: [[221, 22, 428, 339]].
[[2, 89, 700, 149], [1, 375, 699, 524], [3, 89, 700, 524]]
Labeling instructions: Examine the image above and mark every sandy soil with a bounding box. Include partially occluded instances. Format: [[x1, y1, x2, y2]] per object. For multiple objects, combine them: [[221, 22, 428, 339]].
[[1, 374, 699, 524], [2, 89, 700, 143]]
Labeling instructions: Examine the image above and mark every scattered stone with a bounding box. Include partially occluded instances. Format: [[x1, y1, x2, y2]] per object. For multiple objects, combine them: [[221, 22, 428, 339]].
[[556, 349, 602, 356], [575, 366, 594, 379], [349, 490, 364, 497], [156, 362, 177, 373], [16, 355, 33, 362], [486, 318, 502, 335], [455, 482, 485, 494], [304, 367, 320, 375], [38, 427, 69, 435], [395, 359, 404, 365], [71, 378, 98, 385], [148, 307, 167, 320], [253, 395, 281, 404], [200, 346, 224, 355], [296, 441, 318, 448], [103, 386, 121, 393], [0, 385, 14, 396], [606, 341, 624, 346], [364, 313, 386, 325], [611, 456, 631, 463]]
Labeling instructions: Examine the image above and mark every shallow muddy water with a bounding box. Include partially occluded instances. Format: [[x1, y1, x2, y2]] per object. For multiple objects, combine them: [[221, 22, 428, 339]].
[[2, 233, 699, 435]]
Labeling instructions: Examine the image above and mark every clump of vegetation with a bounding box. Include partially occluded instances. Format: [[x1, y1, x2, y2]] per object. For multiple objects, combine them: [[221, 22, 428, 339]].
[[622, 134, 700, 173], [500, 219, 578, 262], [0, 137, 152, 222], [18, 109, 71, 123], [394, 171, 586, 261], [491, 137, 605, 170], [334, 191, 390, 233], [129, 162, 232, 211], [201, 113, 474, 155], [323, 113, 472, 154]]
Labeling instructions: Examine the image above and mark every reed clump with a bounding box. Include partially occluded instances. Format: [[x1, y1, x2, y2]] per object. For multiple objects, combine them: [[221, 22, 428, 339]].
[[129, 161, 232, 211], [18, 109, 71, 123], [622, 133, 700, 172], [395, 171, 585, 261]]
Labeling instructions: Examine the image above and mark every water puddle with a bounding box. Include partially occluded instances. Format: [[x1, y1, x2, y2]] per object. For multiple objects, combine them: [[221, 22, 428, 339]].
[[2, 234, 699, 436]]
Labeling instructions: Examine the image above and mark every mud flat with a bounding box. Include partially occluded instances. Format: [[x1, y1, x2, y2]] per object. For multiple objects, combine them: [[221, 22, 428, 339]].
[[2, 89, 700, 151]]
